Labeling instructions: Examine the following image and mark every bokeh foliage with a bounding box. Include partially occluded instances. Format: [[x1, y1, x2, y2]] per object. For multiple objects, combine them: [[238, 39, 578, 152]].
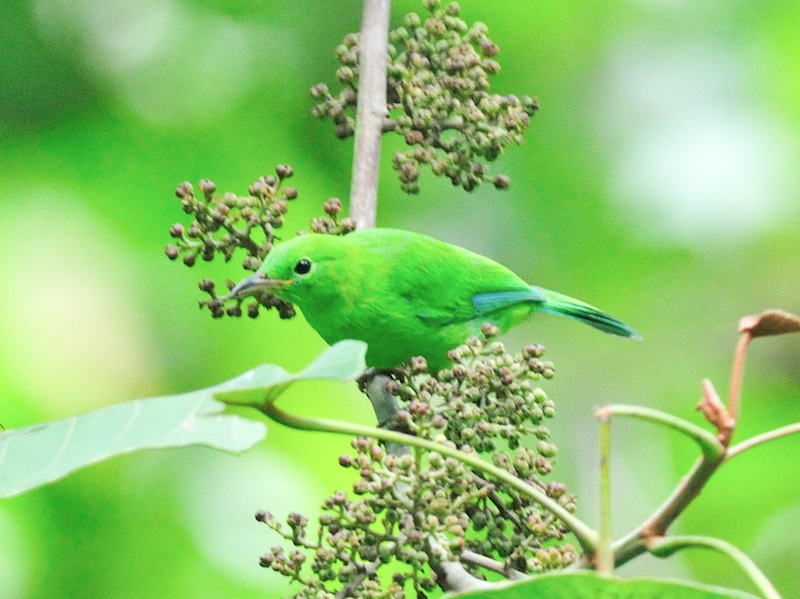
[[1, 1, 799, 597]]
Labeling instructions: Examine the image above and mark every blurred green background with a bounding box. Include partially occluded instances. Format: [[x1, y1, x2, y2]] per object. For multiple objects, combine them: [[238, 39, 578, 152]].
[[2, 0, 799, 597]]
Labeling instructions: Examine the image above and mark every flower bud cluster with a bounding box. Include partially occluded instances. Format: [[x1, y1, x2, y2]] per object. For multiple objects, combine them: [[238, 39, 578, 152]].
[[309, 197, 358, 236], [165, 166, 355, 320], [256, 330, 576, 597], [166, 166, 296, 271], [312, 0, 539, 194], [165, 166, 298, 318]]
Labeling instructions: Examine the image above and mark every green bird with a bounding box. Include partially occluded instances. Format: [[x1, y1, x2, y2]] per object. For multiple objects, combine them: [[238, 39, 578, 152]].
[[230, 228, 639, 370]]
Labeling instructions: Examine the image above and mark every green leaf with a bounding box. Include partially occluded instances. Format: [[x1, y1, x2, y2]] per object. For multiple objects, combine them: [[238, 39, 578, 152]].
[[0, 391, 265, 499], [448, 572, 760, 599], [0, 340, 366, 498], [214, 339, 367, 405]]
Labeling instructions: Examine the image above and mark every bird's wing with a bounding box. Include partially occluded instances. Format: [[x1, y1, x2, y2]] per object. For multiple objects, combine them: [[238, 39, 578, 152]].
[[366, 229, 538, 326], [471, 287, 547, 316], [414, 287, 544, 326]]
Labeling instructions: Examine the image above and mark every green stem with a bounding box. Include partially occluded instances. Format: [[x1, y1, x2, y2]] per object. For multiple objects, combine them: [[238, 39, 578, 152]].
[[646, 535, 782, 599], [726, 422, 800, 462], [259, 400, 599, 554], [597, 413, 614, 574], [599, 404, 724, 460]]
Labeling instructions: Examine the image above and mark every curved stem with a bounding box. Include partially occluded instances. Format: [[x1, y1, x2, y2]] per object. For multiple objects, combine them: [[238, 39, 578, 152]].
[[646, 535, 781, 599], [598, 404, 724, 461], [726, 422, 800, 462], [259, 400, 599, 554]]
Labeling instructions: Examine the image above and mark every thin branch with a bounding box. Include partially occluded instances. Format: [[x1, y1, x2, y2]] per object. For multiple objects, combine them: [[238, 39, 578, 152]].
[[726, 422, 800, 461], [612, 455, 724, 566], [349, 0, 391, 229], [460, 550, 526, 580], [728, 331, 752, 428], [646, 535, 782, 599]]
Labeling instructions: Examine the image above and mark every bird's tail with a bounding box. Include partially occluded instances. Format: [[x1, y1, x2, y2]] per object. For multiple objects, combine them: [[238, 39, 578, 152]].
[[535, 287, 641, 339]]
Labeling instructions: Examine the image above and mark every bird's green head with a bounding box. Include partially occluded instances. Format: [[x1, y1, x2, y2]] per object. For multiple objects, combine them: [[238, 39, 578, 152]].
[[229, 233, 348, 306]]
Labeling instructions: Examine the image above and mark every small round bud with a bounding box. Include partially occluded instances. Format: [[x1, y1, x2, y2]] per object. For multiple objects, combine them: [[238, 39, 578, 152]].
[[310, 82, 329, 97], [198, 279, 215, 293], [404, 130, 425, 145], [445, 2, 460, 15], [479, 38, 499, 57], [175, 181, 193, 198], [323, 197, 342, 216], [165, 244, 179, 260], [493, 174, 510, 189], [522, 344, 545, 358], [275, 164, 294, 179], [481, 323, 500, 338], [409, 356, 428, 373], [282, 187, 298, 200], [243, 256, 261, 271], [343, 32, 358, 47], [537, 441, 558, 458], [198, 179, 216, 195], [337, 66, 355, 82], [183, 253, 196, 267]]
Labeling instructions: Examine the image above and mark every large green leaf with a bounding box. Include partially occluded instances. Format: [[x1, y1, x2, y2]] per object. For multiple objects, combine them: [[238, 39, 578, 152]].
[[449, 571, 760, 599], [0, 340, 367, 498]]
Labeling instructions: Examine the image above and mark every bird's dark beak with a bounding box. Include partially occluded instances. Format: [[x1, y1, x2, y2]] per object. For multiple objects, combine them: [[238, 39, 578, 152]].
[[228, 271, 292, 299]]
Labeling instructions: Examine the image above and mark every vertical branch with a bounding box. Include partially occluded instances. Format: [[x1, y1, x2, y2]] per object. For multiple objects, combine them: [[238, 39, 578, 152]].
[[349, 0, 391, 230], [349, 2, 488, 592], [727, 331, 751, 426], [597, 413, 614, 574]]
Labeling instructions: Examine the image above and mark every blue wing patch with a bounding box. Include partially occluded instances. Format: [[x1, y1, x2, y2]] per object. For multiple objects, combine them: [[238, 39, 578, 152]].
[[471, 286, 546, 316]]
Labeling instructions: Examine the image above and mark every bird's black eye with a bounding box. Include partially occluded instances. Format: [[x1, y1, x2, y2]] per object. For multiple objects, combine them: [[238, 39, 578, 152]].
[[294, 258, 312, 275]]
